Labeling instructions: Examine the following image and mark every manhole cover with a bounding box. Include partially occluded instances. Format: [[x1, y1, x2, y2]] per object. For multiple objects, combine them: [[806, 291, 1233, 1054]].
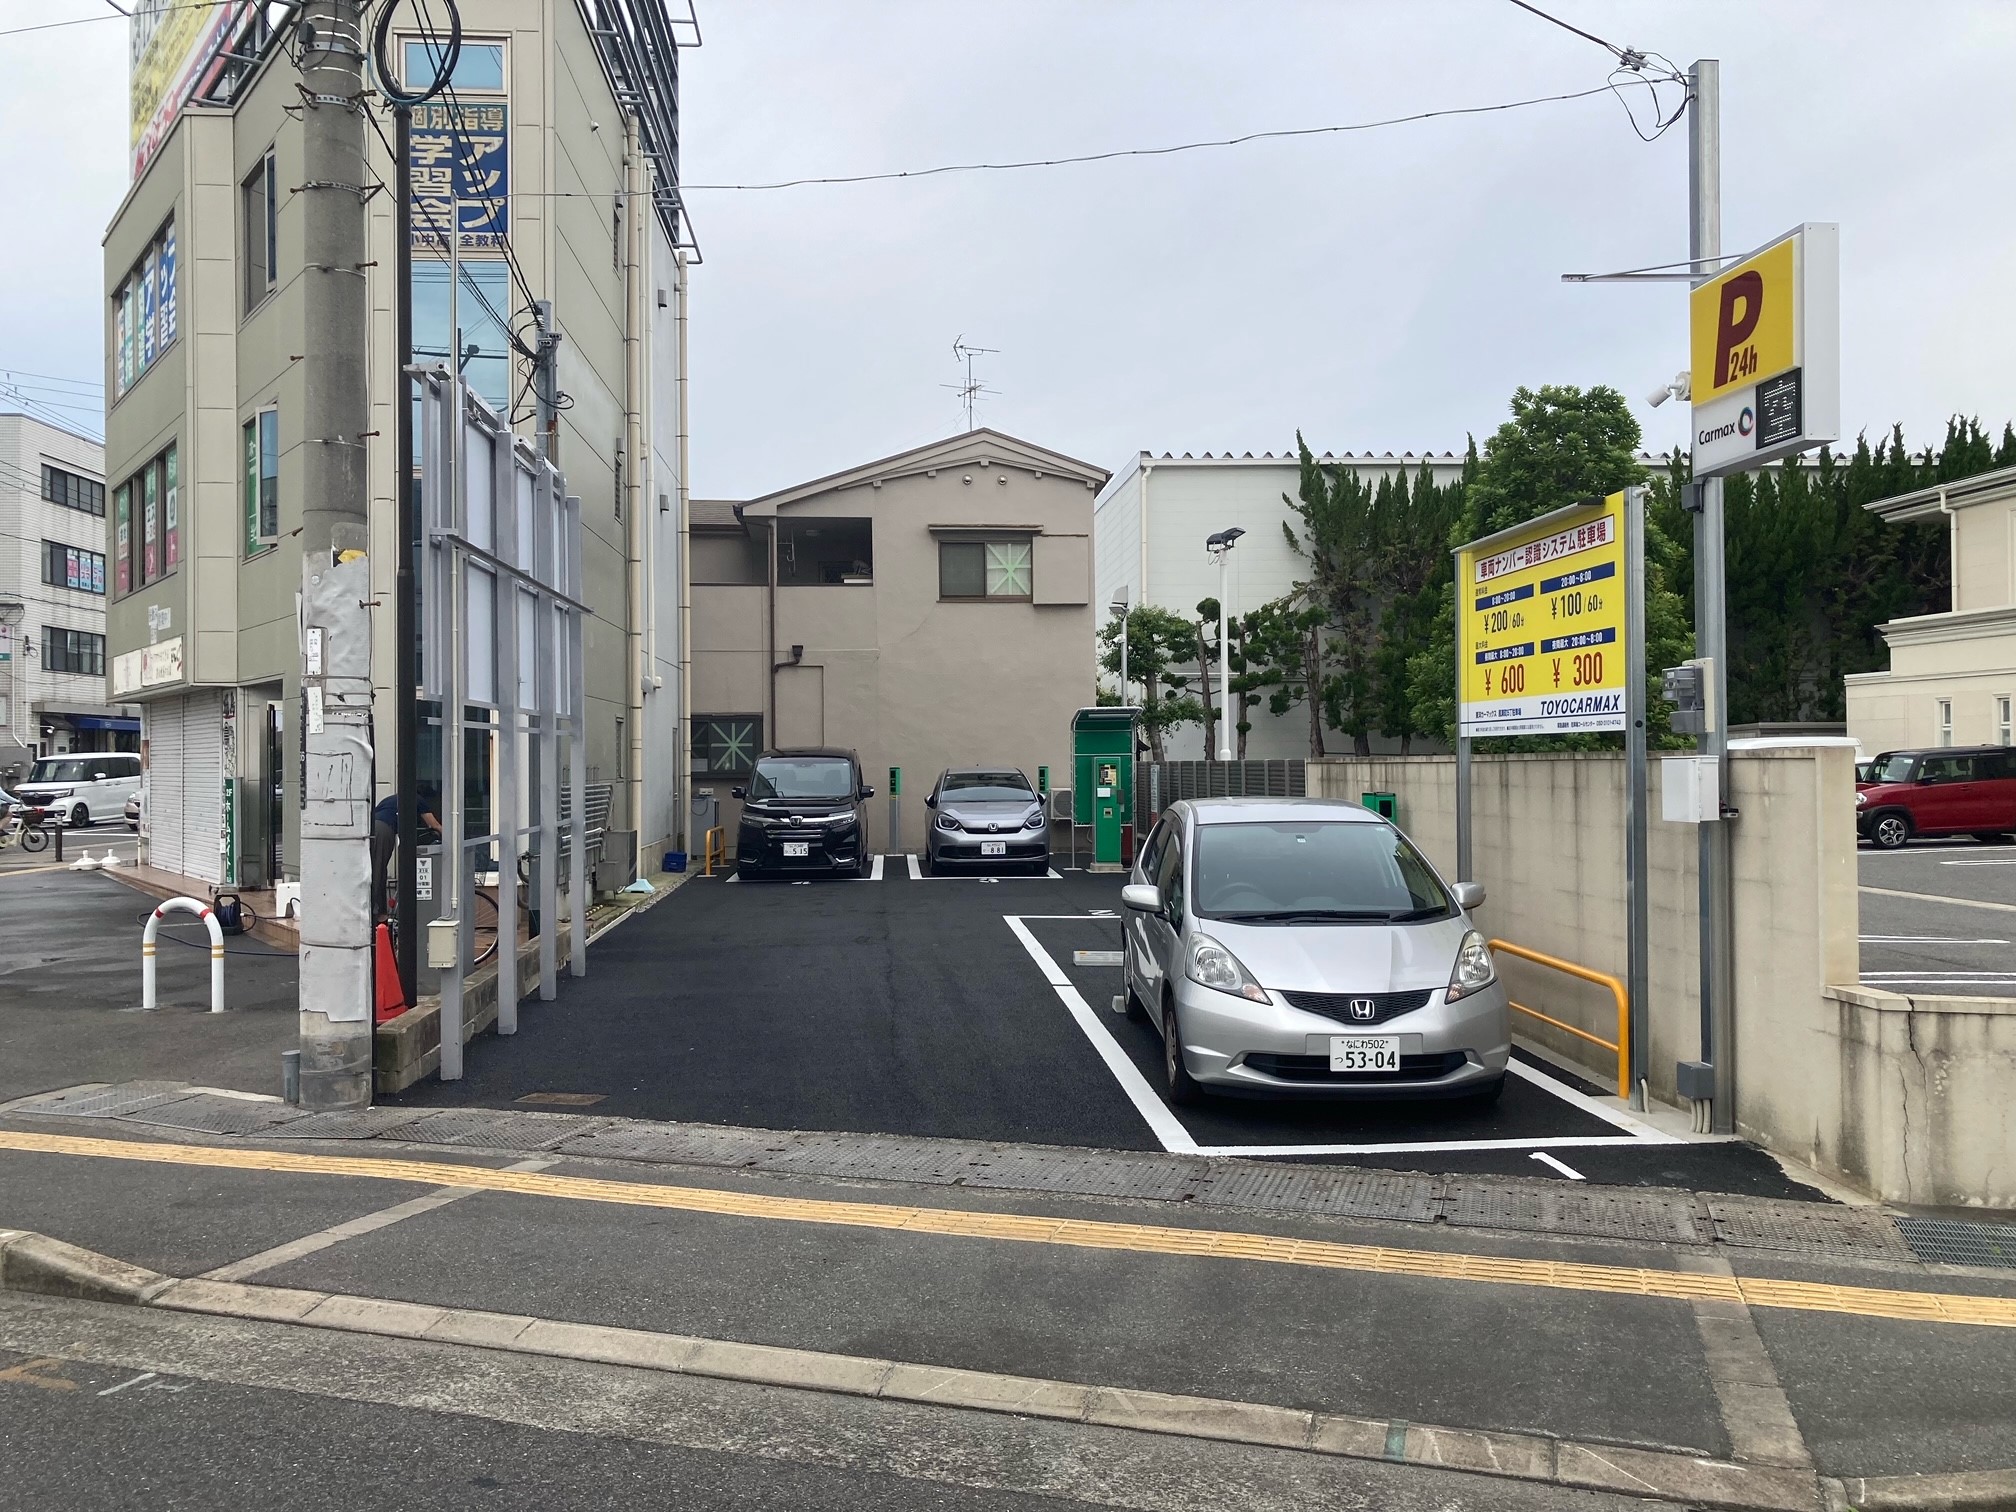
[[1199, 1164, 1439, 1224], [8, 1082, 190, 1119], [402, 1108, 607, 1151], [127, 1094, 307, 1136], [1707, 1198, 1908, 1257], [1446, 1181, 1703, 1243], [267, 1107, 433, 1140], [1897, 1217, 2016, 1271]]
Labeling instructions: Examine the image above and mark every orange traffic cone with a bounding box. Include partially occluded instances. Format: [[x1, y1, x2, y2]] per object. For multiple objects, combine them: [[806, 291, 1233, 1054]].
[[374, 922, 408, 1022]]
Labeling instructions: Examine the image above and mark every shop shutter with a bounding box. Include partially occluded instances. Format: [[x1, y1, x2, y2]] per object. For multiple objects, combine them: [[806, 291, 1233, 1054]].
[[146, 697, 186, 875], [179, 690, 227, 885]]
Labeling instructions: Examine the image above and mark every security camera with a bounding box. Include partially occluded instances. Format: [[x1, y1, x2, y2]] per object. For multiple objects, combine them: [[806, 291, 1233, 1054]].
[[1646, 381, 1673, 409], [1647, 370, 1692, 408]]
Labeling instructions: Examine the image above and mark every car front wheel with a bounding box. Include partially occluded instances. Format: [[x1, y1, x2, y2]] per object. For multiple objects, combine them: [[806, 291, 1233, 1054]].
[[70, 804, 90, 829], [1162, 1005, 1205, 1106], [1868, 812, 1912, 850]]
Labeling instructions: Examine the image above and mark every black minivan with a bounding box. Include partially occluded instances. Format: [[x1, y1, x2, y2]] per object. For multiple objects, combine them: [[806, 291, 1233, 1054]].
[[733, 748, 876, 879]]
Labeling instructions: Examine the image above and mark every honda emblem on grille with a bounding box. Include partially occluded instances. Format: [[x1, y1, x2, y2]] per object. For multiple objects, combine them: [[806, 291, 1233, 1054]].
[[1348, 998, 1378, 1021]]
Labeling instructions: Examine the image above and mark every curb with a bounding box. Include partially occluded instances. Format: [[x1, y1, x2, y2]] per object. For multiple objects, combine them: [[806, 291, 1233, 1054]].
[[0, 1232, 1826, 1512], [1830, 1469, 2016, 1511], [0, 1229, 174, 1305]]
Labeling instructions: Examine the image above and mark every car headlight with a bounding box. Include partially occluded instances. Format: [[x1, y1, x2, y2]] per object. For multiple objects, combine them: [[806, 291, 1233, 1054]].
[[1022, 809, 1044, 829], [1854, 792, 1866, 807], [936, 814, 960, 831], [816, 811, 855, 826], [1185, 933, 1269, 1004], [741, 811, 781, 828], [1445, 930, 1496, 1002]]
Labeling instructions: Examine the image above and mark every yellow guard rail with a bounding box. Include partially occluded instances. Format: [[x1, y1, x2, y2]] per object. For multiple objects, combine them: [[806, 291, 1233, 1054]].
[[1487, 939, 1628, 1097], [702, 826, 728, 877]]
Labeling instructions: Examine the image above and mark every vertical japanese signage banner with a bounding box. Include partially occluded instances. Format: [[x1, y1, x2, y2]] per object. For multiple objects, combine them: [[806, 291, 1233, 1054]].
[[410, 101, 510, 250], [1457, 493, 1629, 738], [130, 0, 241, 178]]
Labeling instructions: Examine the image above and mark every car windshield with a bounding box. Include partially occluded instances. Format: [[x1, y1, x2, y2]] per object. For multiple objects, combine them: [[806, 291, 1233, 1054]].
[[749, 756, 854, 800], [1867, 753, 1916, 784], [1193, 820, 1452, 922], [27, 758, 97, 784], [941, 771, 1032, 803]]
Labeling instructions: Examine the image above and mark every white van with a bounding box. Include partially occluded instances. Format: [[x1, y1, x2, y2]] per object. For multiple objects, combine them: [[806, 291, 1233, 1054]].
[[12, 752, 143, 828]]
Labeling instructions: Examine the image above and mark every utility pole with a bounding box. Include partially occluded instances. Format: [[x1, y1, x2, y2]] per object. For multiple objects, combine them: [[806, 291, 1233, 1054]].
[[392, 84, 419, 1007], [296, 0, 375, 1109], [1689, 59, 1738, 1135]]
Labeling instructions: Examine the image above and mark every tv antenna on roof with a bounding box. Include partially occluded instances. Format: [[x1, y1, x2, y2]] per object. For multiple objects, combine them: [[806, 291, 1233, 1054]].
[[943, 336, 999, 432]]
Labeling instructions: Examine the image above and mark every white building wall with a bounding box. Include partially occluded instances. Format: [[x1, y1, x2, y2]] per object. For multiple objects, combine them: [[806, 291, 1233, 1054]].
[[638, 216, 686, 867]]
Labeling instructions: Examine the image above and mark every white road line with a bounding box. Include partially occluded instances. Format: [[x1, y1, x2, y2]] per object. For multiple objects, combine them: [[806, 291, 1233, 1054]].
[[840, 854, 885, 882], [1939, 859, 2016, 866], [1860, 935, 2009, 944], [904, 853, 1060, 882], [97, 1371, 157, 1396], [1506, 1057, 1680, 1142], [1859, 885, 2016, 914], [1530, 1151, 1587, 1180], [201, 1157, 557, 1282], [1002, 915, 1198, 1155], [1189, 1133, 1650, 1157]]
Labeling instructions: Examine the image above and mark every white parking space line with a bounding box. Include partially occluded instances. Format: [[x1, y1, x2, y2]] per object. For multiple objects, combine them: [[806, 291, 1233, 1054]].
[[1530, 1151, 1587, 1180], [906, 853, 1060, 881], [1860, 885, 2016, 914], [1861, 935, 2008, 944], [1003, 914, 1682, 1157], [1940, 859, 2016, 866], [1002, 915, 1199, 1154]]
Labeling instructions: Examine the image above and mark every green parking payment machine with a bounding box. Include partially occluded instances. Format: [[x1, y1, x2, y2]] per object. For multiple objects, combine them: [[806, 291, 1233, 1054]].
[[1070, 706, 1138, 872]]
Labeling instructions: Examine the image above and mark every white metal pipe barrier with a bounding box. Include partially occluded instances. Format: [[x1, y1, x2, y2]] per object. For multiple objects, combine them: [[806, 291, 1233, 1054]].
[[142, 896, 225, 1014]]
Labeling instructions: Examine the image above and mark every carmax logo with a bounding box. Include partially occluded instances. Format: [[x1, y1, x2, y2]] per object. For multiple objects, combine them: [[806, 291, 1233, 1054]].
[[1698, 406, 1756, 446]]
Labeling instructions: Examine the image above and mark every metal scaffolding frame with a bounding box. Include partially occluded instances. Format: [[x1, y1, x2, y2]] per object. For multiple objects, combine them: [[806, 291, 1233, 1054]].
[[417, 366, 587, 1079]]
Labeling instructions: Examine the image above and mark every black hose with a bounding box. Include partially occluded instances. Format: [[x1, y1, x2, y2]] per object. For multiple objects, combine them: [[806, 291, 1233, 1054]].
[[136, 909, 300, 959], [370, 0, 461, 106]]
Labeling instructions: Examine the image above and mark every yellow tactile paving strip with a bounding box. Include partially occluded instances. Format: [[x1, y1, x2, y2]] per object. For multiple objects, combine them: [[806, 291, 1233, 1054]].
[[4, 1129, 2011, 1328]]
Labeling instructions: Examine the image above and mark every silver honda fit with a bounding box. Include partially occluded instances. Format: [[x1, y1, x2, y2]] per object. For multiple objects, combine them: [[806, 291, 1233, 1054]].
[[1120, 797, 1509, 1104], [924, 767, 1051, 873]]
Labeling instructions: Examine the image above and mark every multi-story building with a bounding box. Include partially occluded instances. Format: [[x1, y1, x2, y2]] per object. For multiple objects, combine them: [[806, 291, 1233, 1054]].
[[1846, 465, 2016, 752], [102, 2, 692, 888], [0, 413, 137, 782]]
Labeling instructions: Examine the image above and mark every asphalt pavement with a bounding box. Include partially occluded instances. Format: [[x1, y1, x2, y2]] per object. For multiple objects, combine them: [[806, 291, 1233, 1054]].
[[387, 861, 1806, 1193], [0, 867, 298, 1103], [0, 819, 138, 874], [1858, 837, 2016, 994]]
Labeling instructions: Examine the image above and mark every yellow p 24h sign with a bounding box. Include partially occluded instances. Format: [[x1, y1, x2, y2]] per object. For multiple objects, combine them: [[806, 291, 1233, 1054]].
[[1457, 493, 1629, 738], [1691, 236, 1795, 402]]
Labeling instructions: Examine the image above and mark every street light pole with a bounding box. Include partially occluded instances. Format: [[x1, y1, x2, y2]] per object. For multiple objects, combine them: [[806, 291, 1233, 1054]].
[[1204, 528, 1244, 761], [1111, 587, 1130, 704]]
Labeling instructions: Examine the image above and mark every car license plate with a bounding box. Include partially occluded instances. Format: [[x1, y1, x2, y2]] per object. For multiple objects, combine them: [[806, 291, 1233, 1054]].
[[782, 842, 810, 858], [981, 841, 1006, 856], [1329, 1036, 1401, 1073]]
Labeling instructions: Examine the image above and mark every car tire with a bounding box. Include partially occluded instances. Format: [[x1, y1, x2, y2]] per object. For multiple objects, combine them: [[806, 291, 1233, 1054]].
[[70, 804, 90, 829], [855, 850, 873, 879], [1124, 981, 1150, 1023], [1465, 1074, 1507, 1108], [1868, 811, 1912, 850], [1162, 1005, 1205, 1106]]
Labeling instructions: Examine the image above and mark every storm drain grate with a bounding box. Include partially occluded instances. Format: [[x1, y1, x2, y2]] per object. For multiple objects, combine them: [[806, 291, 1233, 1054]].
[[1896, 1218, 2016, 1271], [400, 1108, 609, 1151], [1445, 1181, 1704, 1244], [1707, 1198, 1908, 1257], [266, 1107, 435, 1140], [1199, 1164, 1439, 1224], [559, 1120, 793, 1168], [6, 1082, 193, 1119], [125, 1094, 309, 1136], [759, 1134, 982, 1185], [957, 1149, 1201, 1203]]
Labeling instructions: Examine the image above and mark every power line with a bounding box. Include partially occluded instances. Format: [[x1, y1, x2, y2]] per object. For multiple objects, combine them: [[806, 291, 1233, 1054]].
[[681, 84, 1620, 192], [0, 0, 234, 41], [1502, 0, 1641, 66], [0, 369, 104, 395]]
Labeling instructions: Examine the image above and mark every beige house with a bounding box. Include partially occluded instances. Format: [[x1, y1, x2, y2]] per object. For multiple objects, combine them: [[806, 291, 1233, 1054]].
[[1846, 466, 2016, 752], [691, 430, 1108, 852]]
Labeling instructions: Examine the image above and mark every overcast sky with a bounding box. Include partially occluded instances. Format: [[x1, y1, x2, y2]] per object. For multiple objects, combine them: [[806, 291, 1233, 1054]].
[[5, 2, 2012, 497]]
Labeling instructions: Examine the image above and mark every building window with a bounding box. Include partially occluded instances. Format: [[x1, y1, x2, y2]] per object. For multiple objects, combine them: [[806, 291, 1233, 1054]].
[[118, 442, 178, 592], [1937, 698, 1954, 747], [113, 217, 176, 398], [243, 147, 277, 310], [411, 259, 512, 410], [41, 464, 105, 516], [405, 38, 505, 90], [940, 539, 1033, 600], [778, 518, 872, 586], [691, 716, 763, 778], [2000, 696, 2012, 747], [42, 626, 106, 677], [42, 541, 106, 596], [244, 408, 280, 552]]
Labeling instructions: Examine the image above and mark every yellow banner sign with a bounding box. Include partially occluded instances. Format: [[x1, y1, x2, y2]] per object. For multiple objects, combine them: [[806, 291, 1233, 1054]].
[[1689, 233, 1796, 405], [1457, 493, 1628, 738]]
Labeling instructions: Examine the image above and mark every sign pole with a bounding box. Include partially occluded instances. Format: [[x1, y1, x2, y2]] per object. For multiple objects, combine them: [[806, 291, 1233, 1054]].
[[1624, 486, 1650, 1108], [1689, 58, 1738, 1135], [1452, 550, 1471, 882]]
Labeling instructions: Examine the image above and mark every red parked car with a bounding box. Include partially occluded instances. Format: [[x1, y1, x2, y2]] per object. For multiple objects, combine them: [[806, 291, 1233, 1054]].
[[1856, 746, 2016, 849]]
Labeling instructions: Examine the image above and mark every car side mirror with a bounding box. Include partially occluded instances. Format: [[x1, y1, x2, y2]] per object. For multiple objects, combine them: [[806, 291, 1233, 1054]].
[[1121, 883, 1162, 913], [1451, 881, 1486, 912], [93, 772, 108, 781], [924, 795, 937, 808], [859, 786, 876, 800], [730, 787, 746, 800]]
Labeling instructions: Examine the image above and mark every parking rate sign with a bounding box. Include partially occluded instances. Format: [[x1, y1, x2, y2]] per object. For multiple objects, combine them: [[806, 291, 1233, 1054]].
[[1457, 493, 1628, 738]]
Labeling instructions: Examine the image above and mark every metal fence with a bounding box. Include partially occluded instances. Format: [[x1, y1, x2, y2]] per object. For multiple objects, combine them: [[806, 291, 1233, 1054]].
[[1134, 759, 1306, 830]]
